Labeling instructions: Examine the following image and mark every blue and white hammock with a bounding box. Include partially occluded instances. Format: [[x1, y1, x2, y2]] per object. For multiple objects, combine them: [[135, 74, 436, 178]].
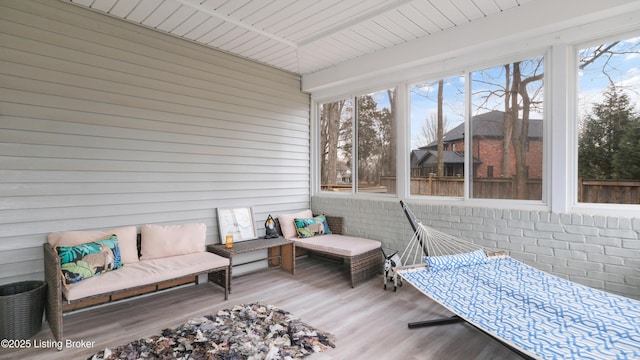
[[396, 201, 640, 360]]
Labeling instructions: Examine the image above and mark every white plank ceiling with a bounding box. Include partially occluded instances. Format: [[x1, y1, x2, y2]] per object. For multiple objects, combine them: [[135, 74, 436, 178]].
[[62, 0, 532, 75]]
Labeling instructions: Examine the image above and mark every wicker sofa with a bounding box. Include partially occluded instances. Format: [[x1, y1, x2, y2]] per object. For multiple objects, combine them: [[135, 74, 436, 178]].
[[278, 210, 382, 287], [43, 223, 230, 342]]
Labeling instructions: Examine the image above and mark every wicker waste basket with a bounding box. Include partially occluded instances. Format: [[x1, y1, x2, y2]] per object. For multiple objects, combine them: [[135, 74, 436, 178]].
[[0, 281, 47, 340]]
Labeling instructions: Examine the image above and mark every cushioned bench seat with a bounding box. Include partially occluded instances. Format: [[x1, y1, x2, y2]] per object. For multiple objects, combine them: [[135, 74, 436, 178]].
[[279, 210, 382, 287], [293, 234, 381, 257], [63, 252, 229, 301], [44, 223, 230, 342]]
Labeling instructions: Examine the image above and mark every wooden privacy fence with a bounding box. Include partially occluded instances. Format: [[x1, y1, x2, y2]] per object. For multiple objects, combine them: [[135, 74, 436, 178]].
[[579, 179, 640, 204], [381, 176, 542, 199], [326, 177, 640, 204], [472, 177, 542, 200], [408, 176, 464, 197]]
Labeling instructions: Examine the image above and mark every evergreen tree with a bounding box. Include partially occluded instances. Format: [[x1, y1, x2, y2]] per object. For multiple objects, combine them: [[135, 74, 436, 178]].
[[578, 85, 640, 179], [613, 126, 640, 179]]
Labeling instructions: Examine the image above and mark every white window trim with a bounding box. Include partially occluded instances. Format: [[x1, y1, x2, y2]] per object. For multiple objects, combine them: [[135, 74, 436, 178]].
[[568, 31, 640, 217], [402, 50, 550, 209], [314, 86, 401, 197]]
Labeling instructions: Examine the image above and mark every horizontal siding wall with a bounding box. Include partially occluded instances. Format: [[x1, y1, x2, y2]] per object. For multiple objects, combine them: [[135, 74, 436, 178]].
[[312, 197, 640, 300], [0, 0, 310, 285]]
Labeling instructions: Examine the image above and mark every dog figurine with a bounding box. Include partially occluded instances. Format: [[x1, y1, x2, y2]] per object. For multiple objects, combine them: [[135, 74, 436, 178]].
[[382, 249, 402, 291]]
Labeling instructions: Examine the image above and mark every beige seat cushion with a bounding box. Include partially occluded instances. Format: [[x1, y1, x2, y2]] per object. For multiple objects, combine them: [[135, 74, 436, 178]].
[[63, 252, 229, 301], [48, 226, 139, 264], [293, 234, 381, 257], [140, 223, 206, 260], [278, 209, 313, 239]]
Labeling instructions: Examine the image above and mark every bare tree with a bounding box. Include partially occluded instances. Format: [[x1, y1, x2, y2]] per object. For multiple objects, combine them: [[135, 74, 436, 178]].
[[320, 101, 344, 186], [473, 58, 544, 199], [386, 89, 396, 178], [579, 39, 640, 101], [512, 62, 543, 198], [412, 79, 458, 150]]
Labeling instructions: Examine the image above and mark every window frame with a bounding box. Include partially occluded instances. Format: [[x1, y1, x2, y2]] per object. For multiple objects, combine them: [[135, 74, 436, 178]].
[[569, 31, 640, 214], [399, 51, 550, 206], [407, 72, 467, 200], [467, 54, 547, 202], [315, 86, 399, 197], [314, 50, 552, 209]]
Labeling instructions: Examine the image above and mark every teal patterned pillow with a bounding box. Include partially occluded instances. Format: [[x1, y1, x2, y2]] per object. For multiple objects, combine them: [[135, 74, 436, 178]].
[[55, 234, 122, 286], [294, 215, 331, 238], [425, 249, 488, 271]]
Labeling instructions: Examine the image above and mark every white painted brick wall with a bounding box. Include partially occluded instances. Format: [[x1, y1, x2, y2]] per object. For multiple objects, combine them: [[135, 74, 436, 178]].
[[312, 196, 640, 299]]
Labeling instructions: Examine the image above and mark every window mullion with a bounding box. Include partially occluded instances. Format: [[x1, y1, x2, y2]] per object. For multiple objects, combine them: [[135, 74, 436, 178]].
[[464, 71, 472, 200], [352, 96, 358, 194]]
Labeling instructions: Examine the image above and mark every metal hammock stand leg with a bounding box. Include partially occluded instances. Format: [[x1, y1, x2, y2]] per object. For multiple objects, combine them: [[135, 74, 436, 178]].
[[399, 200, 466, 328], [398, 201, 535, 360]]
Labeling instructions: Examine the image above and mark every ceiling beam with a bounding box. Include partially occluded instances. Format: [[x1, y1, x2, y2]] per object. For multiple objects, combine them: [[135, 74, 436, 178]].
[[296, 0, 415, 47], [174, 0, 298, 48]]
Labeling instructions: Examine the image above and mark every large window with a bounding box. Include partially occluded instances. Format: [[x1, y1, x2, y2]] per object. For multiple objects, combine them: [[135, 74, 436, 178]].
[[320, 88, 396, 194], [470, 56, 545, 200], [321, 59, 547, 201], [577, 36, 640, 204], [409, 76, 465, 196]]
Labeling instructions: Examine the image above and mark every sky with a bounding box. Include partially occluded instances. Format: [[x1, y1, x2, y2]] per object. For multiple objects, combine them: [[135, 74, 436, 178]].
[[410, 76, 465, 149], [577, 36, 640, 120]]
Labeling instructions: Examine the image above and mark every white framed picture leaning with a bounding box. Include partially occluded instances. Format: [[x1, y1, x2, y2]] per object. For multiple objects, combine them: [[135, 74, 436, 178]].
[[216, 207, 258, 244]]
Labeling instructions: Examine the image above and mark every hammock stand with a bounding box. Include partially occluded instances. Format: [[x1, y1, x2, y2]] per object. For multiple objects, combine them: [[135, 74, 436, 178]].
[[397, 201, 640, 360], [398, 200, 535, 360]]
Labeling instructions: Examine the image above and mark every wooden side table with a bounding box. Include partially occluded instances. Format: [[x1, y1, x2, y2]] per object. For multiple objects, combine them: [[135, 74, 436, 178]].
[[206, 237, 294, 292]]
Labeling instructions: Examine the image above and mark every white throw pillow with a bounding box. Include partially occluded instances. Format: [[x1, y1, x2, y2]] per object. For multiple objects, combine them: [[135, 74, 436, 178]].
[[140, 223, 206, 260], [278, 209, 313, 239]]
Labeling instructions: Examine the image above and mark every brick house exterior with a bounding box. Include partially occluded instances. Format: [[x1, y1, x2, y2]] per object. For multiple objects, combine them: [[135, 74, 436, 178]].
[[412, 110, 543, 178]]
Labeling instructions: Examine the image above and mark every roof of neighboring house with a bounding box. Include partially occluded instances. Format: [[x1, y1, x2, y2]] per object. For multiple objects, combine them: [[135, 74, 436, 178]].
[[410, 149, 430, 168], [422, 110, 543, 148], [420, 150, 465, 165], [411, 150, 481, 167]]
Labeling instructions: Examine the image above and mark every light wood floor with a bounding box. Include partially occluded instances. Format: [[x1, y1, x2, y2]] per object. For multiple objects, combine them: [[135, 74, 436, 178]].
[[1, 257, 524, 360]]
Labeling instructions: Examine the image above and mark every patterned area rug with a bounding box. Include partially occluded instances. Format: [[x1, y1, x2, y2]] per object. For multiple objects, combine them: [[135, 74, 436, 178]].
[[88, 303, 335, 360]]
